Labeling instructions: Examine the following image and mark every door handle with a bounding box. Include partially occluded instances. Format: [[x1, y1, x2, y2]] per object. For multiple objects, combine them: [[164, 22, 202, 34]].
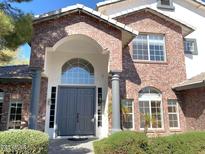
[[77, 113, 79, 123]]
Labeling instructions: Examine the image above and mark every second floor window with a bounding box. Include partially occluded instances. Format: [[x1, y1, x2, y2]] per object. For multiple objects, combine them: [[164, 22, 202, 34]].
[[184, 38, 198, 55], [133, 34, 166, 62], [157, 0, 174, 10]]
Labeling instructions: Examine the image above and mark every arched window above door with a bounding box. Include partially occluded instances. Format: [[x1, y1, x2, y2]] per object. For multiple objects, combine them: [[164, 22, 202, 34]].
[[61, 58, 94, 84]]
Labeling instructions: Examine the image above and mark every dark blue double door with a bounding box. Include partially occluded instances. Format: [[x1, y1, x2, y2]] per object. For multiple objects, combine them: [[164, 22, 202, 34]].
[[56, 87, 95, 136]]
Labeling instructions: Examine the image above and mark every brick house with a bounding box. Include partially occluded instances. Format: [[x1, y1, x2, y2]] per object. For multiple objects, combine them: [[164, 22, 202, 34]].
[[0, 0, 205, 139]]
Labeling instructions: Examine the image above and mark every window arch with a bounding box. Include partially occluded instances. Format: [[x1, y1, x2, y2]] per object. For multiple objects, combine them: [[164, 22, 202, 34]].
[[61, 58, 94, 84], [138, 87, 163, 129]]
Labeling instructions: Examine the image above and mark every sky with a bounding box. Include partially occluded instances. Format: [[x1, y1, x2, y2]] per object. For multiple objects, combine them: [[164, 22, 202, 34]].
[[12, 0, 102, 61]]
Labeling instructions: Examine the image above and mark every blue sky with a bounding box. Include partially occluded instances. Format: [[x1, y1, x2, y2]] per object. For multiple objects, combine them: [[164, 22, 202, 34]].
[[13, 0, 102, 61]]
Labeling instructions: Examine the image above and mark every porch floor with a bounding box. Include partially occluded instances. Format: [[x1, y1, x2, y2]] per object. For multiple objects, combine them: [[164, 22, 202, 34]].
[[48, 138, 97, 154]]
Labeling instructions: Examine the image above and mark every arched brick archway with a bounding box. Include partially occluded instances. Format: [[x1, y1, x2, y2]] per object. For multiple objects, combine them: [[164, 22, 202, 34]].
[[31, 12, 123, 71]]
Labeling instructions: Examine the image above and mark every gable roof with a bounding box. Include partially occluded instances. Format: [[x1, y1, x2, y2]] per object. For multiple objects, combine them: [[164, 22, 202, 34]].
[[33, 4, 138, 36], [173, 72, 205, 91], [0, 65, 32, 80], [110, 7, 194, 36], [97, 0, 205, 8]]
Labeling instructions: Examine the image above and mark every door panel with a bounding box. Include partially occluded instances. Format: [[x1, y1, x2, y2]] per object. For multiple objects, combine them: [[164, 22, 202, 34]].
[[56, 87, 95, 136], [76, 88, 95, 135]]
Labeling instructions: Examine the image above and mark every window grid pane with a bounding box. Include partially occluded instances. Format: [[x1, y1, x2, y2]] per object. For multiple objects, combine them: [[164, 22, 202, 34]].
[[184, 40, 195, 53], [122, 100, 133, 129], [61, 58, 94, 84], [168, 100, 179, 128], [139, 87, 162, 129], [9, 102, 22, 129], [133, 34, 165, 61]]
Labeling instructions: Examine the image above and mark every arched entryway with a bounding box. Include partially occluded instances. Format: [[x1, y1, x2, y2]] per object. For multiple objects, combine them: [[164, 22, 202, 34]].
[[44, 34, 109, 138], [56, 58, 96, 136]]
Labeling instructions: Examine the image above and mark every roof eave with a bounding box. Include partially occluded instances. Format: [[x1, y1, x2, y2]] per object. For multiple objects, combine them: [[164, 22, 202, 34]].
[[33, 4, 138, 37], [172, 80, 205, 91]]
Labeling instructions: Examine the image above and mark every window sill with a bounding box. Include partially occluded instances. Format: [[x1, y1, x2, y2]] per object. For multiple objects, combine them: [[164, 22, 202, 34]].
[[157, 4, 175, 11], [169, 128, 182, 132], [132, 60, 168, 65], [139, 128, 165, 133]]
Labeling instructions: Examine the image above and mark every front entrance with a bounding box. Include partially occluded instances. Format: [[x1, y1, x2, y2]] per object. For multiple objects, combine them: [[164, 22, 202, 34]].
[[56, 86, 95, 136]]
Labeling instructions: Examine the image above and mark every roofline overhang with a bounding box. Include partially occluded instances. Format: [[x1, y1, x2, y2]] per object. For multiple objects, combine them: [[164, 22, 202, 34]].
[[33, 4, 138, 37], [96, 0, 205, 9], [110, 7, 195, 37], [172, 80, 205, 91]]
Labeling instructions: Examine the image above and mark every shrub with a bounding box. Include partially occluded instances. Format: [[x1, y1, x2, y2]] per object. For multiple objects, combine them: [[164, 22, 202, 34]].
[[147, 132, 205, 154], [0, 129, 49, 154], [93, 131, 148, 154], [94, 131, 205, 154]]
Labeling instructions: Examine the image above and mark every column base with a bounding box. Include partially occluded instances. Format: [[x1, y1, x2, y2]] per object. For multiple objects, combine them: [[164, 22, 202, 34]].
[[112, 128, 122, 134]]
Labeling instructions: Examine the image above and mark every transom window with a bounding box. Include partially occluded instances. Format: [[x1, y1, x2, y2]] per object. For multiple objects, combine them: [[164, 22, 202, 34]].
[[121, 99, 134, 129], [0, 90, 4, 121], [139, 87, 163, 129], [8, 102, 22, 129], [133, 34, 165, 62], [61, 58, 94, 84], [168, 100, 180, 128]]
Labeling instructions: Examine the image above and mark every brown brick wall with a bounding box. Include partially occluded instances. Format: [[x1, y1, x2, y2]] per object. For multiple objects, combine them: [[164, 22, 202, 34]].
[[116, 10, 187, 134], [179, 87, 205, 131], [0, 77, 47, 131], [31, 12, 122, 71]]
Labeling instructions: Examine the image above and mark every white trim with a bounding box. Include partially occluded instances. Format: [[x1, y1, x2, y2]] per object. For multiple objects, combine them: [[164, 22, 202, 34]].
[[7, 101, 23, 130], [168, 99, 180, 129], [139, 92, 164, 130], [132, 34, 167, 62], [121, 99, 135, 130]]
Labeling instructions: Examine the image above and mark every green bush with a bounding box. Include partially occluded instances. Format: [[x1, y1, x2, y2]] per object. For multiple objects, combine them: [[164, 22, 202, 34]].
[[147, 132, 205, 154], [93, 131, 148, 154], [0, 129, 49, 154], [94, 131, 205, 154]]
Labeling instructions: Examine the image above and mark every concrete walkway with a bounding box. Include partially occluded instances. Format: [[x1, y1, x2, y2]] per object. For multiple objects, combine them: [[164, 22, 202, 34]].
[[48, 138, 96, 154]]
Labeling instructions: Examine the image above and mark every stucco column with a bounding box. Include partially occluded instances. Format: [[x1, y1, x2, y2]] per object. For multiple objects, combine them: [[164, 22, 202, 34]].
[[28, 67, 42, 129], [111, 71, 121, 133]]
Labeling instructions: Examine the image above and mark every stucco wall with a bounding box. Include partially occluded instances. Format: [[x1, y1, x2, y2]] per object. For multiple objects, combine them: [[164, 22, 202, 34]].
[[117, 10, 187, 134], [44, 51, 109, 138]]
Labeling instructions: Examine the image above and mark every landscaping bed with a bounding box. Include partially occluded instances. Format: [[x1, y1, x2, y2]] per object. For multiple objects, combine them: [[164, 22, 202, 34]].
[[0, 129, 49, 154], [94, 131, 205, 154]]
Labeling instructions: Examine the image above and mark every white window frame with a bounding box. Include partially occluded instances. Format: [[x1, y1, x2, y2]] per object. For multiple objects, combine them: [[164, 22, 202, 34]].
[[139, 89, 164, 131], [7, 101, 22, 129], [0, 92, 4, 120], [121, 99, 135, 130], [132, 34, 166, 62], [184, 38, 198, 55], [168, 99, 180, 129]]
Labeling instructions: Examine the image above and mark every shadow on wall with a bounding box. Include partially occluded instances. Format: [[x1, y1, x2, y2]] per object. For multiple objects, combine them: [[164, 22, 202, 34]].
[[177, 88, 205, 130], [120, 46, 141, 98]]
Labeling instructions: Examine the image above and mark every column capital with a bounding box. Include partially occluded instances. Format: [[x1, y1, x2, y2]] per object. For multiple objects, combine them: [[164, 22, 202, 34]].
[[109, 70, 122, 75]]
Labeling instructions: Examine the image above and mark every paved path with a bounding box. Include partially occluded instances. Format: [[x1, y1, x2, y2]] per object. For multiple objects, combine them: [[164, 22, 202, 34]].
[[49, 138, 96, 154]]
